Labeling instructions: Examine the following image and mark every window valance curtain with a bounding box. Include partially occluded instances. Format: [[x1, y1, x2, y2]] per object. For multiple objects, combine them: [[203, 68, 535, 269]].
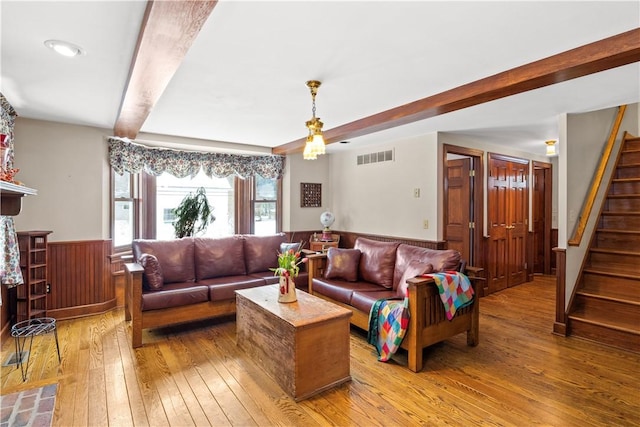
[[108, 137, 286, 179]]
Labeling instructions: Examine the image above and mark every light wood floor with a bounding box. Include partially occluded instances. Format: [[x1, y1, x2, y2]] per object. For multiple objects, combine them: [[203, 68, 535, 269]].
[[1, 276, 639, 426]]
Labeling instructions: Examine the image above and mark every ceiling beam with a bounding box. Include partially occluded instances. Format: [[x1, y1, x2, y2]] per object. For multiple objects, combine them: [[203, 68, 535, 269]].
[[273, 28, 640, 156], [114, 0, 218, 139]]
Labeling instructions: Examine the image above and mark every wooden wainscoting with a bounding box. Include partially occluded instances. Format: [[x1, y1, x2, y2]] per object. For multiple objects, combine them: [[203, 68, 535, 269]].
[[285, 230, 446, 251], [47, 239, 116, 320]]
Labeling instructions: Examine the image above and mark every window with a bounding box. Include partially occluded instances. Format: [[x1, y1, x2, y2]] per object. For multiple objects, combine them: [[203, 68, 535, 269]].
[[155, 171, 235, 240], [112, 171, 139, 251], [111, 168, 282, 251], [162, 208, 175, 223], [253, 176, 278, 235]]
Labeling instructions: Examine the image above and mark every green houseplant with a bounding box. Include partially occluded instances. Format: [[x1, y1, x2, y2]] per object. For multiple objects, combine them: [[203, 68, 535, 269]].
[[172, 187, 215, 238]]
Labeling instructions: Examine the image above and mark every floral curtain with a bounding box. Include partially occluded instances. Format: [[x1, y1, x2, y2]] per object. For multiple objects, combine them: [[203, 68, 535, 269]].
[[108, 137, 286, 179], [0, 92, 24, 305]]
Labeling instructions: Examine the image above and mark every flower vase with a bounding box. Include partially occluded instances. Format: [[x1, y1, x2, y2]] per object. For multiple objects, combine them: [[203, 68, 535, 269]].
[[278, 275, 297, 303]]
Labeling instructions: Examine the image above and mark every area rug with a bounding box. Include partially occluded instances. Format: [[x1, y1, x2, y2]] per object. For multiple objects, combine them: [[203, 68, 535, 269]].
[[0, 383, 57, 427]]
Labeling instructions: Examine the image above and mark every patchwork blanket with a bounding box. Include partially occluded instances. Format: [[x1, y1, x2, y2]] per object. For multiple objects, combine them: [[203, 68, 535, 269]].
[[422, 271, 474, 320], [367, 296, 410, 362]]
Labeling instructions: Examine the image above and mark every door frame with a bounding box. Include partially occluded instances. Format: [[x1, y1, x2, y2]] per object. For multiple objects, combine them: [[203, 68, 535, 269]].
[[442, 144, 484, 280]]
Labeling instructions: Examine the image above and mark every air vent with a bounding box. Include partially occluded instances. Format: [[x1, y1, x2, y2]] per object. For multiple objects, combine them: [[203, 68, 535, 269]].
[[357, 149, 394, 165]]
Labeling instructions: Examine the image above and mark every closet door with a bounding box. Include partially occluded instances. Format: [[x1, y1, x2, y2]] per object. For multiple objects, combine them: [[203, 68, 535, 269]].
[[487, 154, 529, 294], [445, 157, 472, 264]]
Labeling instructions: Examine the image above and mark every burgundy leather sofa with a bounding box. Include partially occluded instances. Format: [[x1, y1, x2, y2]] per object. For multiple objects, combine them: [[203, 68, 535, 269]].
[[124, 233, 307, 347], [307, 237, 481, 372]]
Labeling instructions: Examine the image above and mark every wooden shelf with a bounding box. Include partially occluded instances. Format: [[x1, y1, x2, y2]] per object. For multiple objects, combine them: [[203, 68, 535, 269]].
[[0, 181, 37, 216], [17, 231, 52, 322]]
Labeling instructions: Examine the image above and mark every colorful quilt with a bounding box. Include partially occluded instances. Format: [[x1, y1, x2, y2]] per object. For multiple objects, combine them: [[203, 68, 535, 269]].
[[367, 296, 410, 362], [423, 271, 474, 320]]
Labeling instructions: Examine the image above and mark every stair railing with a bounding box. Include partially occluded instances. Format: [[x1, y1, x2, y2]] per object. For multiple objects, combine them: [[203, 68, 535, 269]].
[[568, 105, 627, 246]]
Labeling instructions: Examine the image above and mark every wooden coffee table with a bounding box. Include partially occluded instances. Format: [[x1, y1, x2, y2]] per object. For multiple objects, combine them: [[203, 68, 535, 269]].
[[235, 285, 352, 401]]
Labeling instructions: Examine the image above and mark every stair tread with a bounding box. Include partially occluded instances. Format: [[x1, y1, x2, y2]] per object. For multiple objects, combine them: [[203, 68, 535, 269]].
[[569, 309, 640, 334], [577, 289, 640, 305], [607, 194, 640, 198], [596, 228, 640, 234], [601, 211, 640, 215], [589, 247, 640, 256], [616, 163, 640, 168], [583, 266, 640, 280], [612, 178, 640, 183]]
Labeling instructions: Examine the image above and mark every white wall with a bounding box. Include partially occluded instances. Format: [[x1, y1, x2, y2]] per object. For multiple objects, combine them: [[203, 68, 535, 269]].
[[329, 134, 440, 240], [12, 118, 111, 242], [282, 153, 331, 232]]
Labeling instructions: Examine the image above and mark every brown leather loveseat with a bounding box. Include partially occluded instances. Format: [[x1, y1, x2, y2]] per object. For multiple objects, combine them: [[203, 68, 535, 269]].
[[308, 237, 481, 372], [124, 233, 307, 347]]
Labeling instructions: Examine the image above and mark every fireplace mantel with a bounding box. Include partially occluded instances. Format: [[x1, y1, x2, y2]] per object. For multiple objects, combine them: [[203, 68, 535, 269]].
[[0, 181, 37, 216]]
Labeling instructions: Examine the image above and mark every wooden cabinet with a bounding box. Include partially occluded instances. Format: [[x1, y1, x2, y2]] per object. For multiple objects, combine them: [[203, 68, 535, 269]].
[[309, 240, 339, 252], [236, 285, 352, 401], [309, 233, 340, 252], [16, 231, 52, 322]]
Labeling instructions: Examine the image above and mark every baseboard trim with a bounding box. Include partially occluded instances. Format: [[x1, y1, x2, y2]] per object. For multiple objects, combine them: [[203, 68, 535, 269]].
[[48, 298, 118, 321], [553, 321, 567, 336]]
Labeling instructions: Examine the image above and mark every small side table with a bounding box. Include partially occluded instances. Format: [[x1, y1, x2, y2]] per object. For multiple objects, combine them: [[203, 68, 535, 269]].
[[309, 240, 339, 252], [11, 317, 61, 381]]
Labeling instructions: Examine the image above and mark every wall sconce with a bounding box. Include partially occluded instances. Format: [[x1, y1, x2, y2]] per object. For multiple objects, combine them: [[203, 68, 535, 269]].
[[303, 80, 326, 160], [545, 140, 557, 156]]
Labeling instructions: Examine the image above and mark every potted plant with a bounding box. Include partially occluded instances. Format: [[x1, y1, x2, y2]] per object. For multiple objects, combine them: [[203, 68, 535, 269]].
[[172, 187, 215, 238]]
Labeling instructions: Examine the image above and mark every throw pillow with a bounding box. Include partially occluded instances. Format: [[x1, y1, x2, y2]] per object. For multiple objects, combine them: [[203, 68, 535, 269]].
[[397, 260, 433, 297], [324, 248, 361, 282], [280, 242, 302, 254], [139, 253, 164, 291]]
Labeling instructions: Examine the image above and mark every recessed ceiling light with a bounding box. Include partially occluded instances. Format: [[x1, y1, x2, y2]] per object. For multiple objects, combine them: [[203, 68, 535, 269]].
[[44, 40, 84, 57]]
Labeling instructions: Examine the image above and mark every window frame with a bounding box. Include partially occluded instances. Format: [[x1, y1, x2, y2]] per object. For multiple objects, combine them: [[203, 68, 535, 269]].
[[250, 176, 281, 235], [110, 170, 141, 253]]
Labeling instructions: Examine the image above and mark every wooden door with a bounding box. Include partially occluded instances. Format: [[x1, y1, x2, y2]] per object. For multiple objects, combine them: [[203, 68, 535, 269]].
[[487, 154, 529, 293], [533, 162, 552, 274], [445, 158, 472, 264], [508, 161, 528, 287]]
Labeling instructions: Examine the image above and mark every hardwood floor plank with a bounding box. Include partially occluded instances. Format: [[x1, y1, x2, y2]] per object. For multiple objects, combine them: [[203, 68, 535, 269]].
[[168, 335, 232, 426], [69, 348, 90, 427], [87, 367, 108, 426], [157, 336, 211, 426], [141, 343, 194, 426], [213, 324, 323, 426], [130, 346, 171, 426], [1, 276, 639, 427], [102, 310, 135, 426], [115, 314, 151, 427]]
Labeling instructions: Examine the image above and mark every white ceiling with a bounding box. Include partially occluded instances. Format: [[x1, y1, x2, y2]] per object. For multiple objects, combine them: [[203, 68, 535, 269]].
[[1, 0, 639, 157]]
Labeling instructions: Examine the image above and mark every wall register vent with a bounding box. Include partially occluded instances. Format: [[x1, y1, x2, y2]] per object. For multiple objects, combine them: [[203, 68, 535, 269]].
[[357, 149, 394, 165]]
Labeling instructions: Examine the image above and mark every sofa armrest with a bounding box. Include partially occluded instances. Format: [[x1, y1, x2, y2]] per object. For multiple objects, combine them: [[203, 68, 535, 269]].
[[124, 262, 144, 347], [464, 265, 485, 280], [306, 252, 327, 294]]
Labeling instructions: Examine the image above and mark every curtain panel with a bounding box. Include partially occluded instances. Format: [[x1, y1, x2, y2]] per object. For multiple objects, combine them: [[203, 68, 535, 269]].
[[0, 92, 24, 295], [108, 137, 286, 179]]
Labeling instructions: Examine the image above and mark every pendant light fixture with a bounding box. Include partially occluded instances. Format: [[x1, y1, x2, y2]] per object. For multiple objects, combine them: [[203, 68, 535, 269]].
[[303, 80, 326, 160], [545, 139, 557, 156]]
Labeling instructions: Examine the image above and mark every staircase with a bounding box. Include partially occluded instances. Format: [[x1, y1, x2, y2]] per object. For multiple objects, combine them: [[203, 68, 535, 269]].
[[568, 133, 640, 352]]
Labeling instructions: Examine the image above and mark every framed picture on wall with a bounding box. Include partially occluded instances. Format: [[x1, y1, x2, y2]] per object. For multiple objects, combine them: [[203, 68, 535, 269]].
[[300, 183, 321, 207]]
